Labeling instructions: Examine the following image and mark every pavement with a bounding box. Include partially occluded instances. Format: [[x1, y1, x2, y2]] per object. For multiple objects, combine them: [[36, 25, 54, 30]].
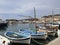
[[47, 37, 60, 45]]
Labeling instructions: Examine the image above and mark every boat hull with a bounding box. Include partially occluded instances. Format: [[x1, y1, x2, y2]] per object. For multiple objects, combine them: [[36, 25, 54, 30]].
[[0, 23, 8, 27], [31, 34, 47, 39], [0, 35, 10, 45], [19, 29, 48, 39], [47, 31, 55, 36], [4, 31, 31, 44], [58, 29, 60, 37], [10, 38, 31, 44]]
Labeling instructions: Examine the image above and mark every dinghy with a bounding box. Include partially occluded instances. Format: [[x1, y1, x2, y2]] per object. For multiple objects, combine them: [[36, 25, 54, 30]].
[[0, 35, 10, 45], [4, 31, 31, 45]]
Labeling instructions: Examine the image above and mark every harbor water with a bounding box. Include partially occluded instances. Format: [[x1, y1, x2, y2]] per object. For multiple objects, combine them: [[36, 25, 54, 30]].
[[0, 24, 57, 45]]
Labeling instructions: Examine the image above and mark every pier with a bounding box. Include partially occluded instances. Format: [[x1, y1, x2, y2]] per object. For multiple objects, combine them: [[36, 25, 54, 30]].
[[47, 37, 60, 45]]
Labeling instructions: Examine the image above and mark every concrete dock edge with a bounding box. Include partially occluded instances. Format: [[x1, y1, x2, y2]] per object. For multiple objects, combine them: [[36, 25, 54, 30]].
[[47, 37, 60, 45]]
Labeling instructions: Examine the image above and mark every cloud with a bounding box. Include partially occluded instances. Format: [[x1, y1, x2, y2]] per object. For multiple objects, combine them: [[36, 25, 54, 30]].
[[0, 0, 60, 19]]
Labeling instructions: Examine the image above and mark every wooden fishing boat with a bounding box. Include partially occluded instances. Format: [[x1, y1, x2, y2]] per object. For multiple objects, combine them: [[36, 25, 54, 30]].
[[19, 8, 47, 40], [19, 29, 47, 39], [4, 31, 31, 45]]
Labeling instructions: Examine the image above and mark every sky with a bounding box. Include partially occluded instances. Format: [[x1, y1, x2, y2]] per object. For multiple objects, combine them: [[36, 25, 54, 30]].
[[0, 0, 60, 20]]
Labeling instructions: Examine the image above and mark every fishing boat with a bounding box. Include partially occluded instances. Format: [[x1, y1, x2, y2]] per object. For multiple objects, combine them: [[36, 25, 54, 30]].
[[19, 8, 47, 39], [0, 20, 8, 28], [46, 24, 58, 37], [45, 10, 58, 37], [58, 29, 60, 37], [0, 35, 10, 45], [58, 24, 60, 37], [4, 31, 31, 45], [19, 29, 47, 39]]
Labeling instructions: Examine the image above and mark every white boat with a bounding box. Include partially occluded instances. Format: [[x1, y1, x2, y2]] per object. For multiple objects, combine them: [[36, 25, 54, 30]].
[[19, 29, 47, 39], [4, 31, 31, 45], [19, 8, 47, 40], [0, 35, 10, 45], [46, 24, 58, 37], [58, 29, 60, 37], [58, 24, 60, 37]]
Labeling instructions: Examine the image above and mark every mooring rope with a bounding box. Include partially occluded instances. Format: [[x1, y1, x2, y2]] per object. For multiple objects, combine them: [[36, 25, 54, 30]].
[[32, 39, 43, 45]]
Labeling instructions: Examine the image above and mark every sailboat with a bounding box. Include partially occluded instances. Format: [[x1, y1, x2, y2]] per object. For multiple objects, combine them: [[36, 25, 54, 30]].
[[46, 10, 58, 37], [19, 8, 48, 39]]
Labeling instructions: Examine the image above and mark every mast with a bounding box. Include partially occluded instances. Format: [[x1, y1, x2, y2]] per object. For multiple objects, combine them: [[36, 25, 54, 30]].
[[44, 16, 46, 27], [34, 7, 37, 34], [51, 9, 54, 30], [34, 8, 36, 19], [52, 10, 54, 24]]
